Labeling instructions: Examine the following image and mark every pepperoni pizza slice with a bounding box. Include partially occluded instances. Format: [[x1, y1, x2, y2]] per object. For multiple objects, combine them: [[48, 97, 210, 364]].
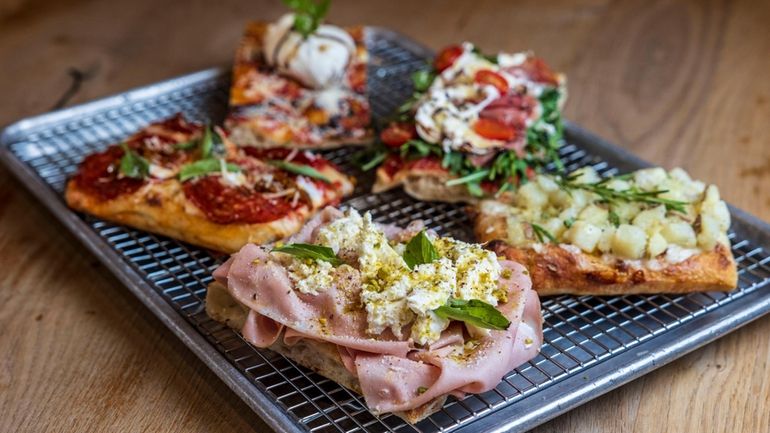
[[66, 114, 354, 253], [225, 15, 372, 150]]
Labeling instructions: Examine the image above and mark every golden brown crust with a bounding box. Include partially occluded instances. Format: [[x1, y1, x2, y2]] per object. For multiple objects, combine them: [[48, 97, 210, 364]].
[[205, 282, 447, 423], [65, 165, 353, 253], [474, 211, 738, 296]]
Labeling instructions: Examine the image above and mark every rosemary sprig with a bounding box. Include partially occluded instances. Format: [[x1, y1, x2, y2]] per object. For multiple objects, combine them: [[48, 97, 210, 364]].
[[559, 174, 689, 213], [531, 223, 556, 243]]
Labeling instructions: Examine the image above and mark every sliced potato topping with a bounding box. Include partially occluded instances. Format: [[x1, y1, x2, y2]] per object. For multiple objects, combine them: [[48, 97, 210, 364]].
[[483, 167, 730, 261]]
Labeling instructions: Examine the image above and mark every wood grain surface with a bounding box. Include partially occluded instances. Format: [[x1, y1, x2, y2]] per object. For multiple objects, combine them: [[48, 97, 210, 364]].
[[1, 0, 768, 431]]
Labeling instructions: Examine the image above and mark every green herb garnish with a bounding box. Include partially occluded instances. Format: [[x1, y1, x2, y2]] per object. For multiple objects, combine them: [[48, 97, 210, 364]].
[[411, 70, 435, 92], [272, 243, 343, 266], [558, 174, 689, 213], [563, 217, 576, 229], [199, 126, 225, 159], [282, 0, 331, 38], [445, 169, 491, 186], [178, 158, 241, 182], [268, 160, 331, 183], [175, 139, 199, 150], [608, 209, 621, 227], [403, 230, 439, 270], [531, 223, 556, 243], [434, 298, 511, 331], [119, 143, 150, 179]]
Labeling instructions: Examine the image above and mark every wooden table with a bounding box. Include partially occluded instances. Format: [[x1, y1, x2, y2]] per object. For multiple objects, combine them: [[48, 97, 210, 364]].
[[1, 0, 768, 431]]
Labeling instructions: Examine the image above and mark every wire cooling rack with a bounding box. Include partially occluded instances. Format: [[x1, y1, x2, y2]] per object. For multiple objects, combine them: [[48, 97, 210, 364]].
[[2, 28, 770, 433]]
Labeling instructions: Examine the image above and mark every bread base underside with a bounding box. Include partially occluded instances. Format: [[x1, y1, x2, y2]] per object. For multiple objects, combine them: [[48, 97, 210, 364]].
[[205, 282, 448, 423]]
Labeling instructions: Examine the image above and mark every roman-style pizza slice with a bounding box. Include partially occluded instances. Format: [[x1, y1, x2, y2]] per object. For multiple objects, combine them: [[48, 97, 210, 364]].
[[369, 42, 566, 203], [66, 114, 354, 252], [206, 207, 543, 422], [225, 8, 372, 149], [473, 167, 737, 295]]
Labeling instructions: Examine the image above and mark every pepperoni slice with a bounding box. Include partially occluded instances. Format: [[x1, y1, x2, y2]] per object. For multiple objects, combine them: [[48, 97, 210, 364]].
[[182, 175, 303, 224], [72, 145, 146, 201]]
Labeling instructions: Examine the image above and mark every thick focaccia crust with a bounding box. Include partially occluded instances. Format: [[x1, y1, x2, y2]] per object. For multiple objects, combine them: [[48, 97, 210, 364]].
[[65, 164, 353, 253], [226, 21, 373, 149], [205, 282, 447, 423], [474, 211, 738, 296]]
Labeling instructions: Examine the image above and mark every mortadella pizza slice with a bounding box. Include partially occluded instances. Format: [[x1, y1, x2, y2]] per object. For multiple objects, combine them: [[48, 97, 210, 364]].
[[65, 114, 354, 252], [225, 3, 372, 149], [206, 206, 543, 422]]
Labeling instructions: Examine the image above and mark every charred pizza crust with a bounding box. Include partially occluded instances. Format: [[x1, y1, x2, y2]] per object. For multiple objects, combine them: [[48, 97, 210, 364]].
[[226, 21, 373, 149], [205, 281, 447, 423], [474, 210, 738, 296], [66, 162, 352, 253]]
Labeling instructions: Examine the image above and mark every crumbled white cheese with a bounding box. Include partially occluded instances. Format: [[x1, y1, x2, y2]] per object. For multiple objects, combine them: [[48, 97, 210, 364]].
[[287, 259, 335, 295], [297, 209, 505, 345]]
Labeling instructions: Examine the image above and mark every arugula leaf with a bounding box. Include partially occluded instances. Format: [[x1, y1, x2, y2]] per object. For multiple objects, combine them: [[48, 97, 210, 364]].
[[272, 243, 343, 266], [268, 160, 331, 183], [445, 169, 490, 186], [178, 158, 241, 182], [360, 150, 388, 172], [403, 230, 439, 270], [531, 223, 557, 243], [282, 0, 331, 38], [400, 139, 441, 159], [434, 298, 511, 331], [119, 143, 150, 179], [411, 70, 435, 92]]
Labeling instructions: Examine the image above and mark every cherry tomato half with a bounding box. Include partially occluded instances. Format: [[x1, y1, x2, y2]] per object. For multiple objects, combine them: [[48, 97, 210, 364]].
[[380, 123, 415, 148], [434, 44, 463, 72], [472, 118, 517, 141], [474, 70, 509, 94]]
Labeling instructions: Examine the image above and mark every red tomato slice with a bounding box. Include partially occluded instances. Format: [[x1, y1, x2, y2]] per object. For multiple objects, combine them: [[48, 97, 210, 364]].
[[472, 118, 517, 141], [474, 70, 509, 94], [434, 45, 463, 72], [380, 123, 415, 148]]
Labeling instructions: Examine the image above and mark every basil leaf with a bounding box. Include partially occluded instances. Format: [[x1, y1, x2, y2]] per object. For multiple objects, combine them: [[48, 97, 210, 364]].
[[434, 298, 511, 331], [268, 160, 331, 183], [199, 126, 213, 158], [411, 70, 435, 92], [272, 243, 343, 266], [179, 158, 241, 182], [119, 143, 150, 179], [403, 230, 439, 270], [282, 0, 331, 38]]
